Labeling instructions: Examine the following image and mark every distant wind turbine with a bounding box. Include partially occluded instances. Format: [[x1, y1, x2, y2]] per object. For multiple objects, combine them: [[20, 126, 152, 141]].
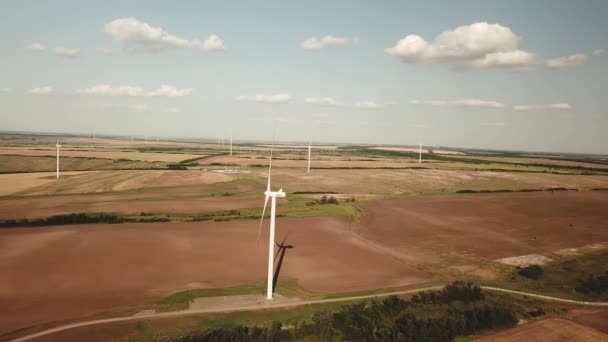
[[307, 140, 312, 173], [257, 139, 286, 300], [55, 141, 61, 179]]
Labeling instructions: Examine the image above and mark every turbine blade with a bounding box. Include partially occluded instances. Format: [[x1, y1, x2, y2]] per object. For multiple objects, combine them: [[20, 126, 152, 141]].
[[257, 195, 269, 245], [266, 132, 275, 192]]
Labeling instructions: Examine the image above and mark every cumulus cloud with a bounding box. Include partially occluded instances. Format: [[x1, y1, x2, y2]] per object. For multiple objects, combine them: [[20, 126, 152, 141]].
[[354, 101, 389, 109], [235, 93, 290, 103], [301, 35, 349, 49], [104, 17, 225, 52], [202, 35, 224, 51], [53, 47, 80, 58], [544, 54, 586, 69], [146, 85, 193, 97], [304, 97, 340, 106], [411, 99, 505, 108], [28, 43, 47, 52], [593, 49, 607, 56], [385, 22, 535, 70], [77, 84, 192, 97], [29, 86, 53, 94], [513, 103, 571, 111], [96, 48, 113, 55]]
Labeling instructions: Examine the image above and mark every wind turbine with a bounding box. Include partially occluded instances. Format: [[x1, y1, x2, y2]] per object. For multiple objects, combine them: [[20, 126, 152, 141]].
[[307, 140, 312, 173], [55, 141, 61, 179], [418, 143, 422, 164], [257, 141, 286, 300]]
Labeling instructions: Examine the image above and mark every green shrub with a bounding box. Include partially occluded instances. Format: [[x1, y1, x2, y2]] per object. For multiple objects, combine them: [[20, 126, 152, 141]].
[[518, 265, 544, 279]]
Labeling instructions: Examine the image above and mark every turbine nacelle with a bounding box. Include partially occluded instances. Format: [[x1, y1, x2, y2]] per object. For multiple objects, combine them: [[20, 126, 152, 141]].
[[264, 190, 286, 198]]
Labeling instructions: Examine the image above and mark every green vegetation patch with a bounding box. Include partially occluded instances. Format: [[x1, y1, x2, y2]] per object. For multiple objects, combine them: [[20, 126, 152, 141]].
[[484, 253, 608, 301], [0, 213, 169, 228], [152, 279, 318, 312], [173, 282, 519, 342]]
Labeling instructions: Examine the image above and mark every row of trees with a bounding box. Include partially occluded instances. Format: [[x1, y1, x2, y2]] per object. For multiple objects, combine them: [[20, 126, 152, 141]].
[[576, 272, 608, 294], [0, 213, 169, 228], [179, 282, 517, 342]]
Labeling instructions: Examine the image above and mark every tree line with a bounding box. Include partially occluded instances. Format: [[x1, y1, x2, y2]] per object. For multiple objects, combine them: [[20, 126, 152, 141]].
[[179, 281, 517, 342], [0, 213, 168, 228]]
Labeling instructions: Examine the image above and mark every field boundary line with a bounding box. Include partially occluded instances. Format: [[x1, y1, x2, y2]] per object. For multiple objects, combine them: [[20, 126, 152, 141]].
[[480, 286, 608, 307]]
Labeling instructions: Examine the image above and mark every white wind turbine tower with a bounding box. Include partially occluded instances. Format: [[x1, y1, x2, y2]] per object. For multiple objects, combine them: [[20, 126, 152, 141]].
[[307, 140, 312, 173], [55, 141, 61, 179], [257, 141, 286, 300], [418, 143, 422, 164]]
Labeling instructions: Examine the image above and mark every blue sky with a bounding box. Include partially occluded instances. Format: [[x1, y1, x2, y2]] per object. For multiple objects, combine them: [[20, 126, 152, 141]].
[[0, 0, 607, 153]]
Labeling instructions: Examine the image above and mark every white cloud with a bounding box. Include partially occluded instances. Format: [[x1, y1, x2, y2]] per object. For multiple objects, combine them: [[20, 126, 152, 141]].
[[29, 86, 53, 95], [513, 103, 571, 111], [304, 97, 340, 106], [593, 49, 607, 56], [147, 85, 193, 97], [28, 43, 47, 52], [312, 112, 329, 118], [544, 54, 586, 69], [77, 84, 192, 97], [201, 34, 225, 51], [79, 85, 145, 96], [301, 35, 349, 49], [53, 47, 80, 58], [385, 22, 535, 70], [104, 17, 224, 52], [96, 48, 113, 55], [166, 107, 180, 113], [411, 99, 505, 108], [235, 93, 290, 103], [0, 87, 11, 92], [354, 101, 386, 109]]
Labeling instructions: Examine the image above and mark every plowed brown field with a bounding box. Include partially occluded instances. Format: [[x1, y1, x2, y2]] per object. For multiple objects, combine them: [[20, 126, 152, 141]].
[[474, 318, 608, 341], [356, 191, 608, 266], [0, 218, 429, 334]]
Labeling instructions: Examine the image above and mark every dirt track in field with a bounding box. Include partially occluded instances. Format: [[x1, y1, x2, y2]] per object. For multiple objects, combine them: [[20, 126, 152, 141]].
[[0, 218, 428, 334], [0, 147, 203, 163], [0, 193, 262, 219], [474, 318, 608, 341], [356, 191, 608, 266], [1, 170, 234, 196], [200, 155, 423, 168]]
